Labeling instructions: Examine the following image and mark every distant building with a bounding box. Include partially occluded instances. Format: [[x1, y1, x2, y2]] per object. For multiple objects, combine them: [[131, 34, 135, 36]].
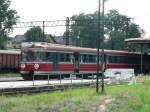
[[6, 38, 14, 49], [52, 36, 66, 44], [14, 35, 25, 43], [13, 35, 25, 49], [12, 34, 68, 49], [45, 34, 67, 45]]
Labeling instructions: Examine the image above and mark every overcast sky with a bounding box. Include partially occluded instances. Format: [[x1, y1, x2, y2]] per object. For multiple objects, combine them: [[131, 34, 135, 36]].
[[10, 0, 150, 37]]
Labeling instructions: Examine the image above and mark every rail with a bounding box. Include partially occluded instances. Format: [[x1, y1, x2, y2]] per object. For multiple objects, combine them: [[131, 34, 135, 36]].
[[0, 83, 95, 96]]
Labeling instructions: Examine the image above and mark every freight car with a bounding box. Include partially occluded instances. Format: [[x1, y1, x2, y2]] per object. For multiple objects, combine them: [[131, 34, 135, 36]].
[[0, 50, 21, 72], [20, 42, 150, 80]]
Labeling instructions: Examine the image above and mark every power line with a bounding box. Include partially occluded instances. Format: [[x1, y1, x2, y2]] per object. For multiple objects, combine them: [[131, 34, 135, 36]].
[[13, 19, 100, 28]]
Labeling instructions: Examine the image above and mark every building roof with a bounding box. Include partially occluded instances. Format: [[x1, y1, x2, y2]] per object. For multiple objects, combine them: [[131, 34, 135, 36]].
[[125, 37, 150, 44], [14, 35, 25, 42], [53, 36, 66, 44]]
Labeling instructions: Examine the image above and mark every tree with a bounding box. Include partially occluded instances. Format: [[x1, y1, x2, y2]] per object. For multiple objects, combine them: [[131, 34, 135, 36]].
[[104, 31, 126, 50], [0, 36, 8, 49], [24, 26, 44, 42], [69, 10, 144, 49], [0, 0, 19, 36], [127, 23, 144, 38], [0, 0, 19, 49], [70, 12, 98, 48], [105, 10, 144, 49]]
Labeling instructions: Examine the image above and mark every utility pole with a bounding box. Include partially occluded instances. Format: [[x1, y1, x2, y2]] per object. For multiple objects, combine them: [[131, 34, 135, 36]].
[[125, 18, 130, 39], [96, 0, 101, 93], [96, 0, 105, 93], [66, 17, 70, 45], [43, 21, 45, 42], [101, 0, 105, 93]]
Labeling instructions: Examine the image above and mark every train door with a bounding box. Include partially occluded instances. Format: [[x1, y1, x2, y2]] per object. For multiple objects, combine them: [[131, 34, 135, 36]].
[[73, 52, 80, 73], [52, 52, 59, 71], [143, 53, 149, 73]]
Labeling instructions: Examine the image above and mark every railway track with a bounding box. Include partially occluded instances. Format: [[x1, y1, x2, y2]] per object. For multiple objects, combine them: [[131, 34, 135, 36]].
[[0, 82, 94, 96], [0, 77, 130, 96]]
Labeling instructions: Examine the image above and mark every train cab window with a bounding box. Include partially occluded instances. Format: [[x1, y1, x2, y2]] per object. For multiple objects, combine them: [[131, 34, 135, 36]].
[[45, 52, 53, 61], [26, 51, 35, 61], [35, 52, 44, 62], [21, 52, 27, 61]]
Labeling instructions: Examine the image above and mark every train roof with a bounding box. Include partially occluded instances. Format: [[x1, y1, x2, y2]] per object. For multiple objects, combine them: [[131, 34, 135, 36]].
[[0, 50, 20, 54], [21, 42, 141, 55]]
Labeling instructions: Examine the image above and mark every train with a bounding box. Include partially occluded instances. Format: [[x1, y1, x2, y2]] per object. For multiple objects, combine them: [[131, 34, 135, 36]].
[[20, 42, 150, 80], [0, 50, 21, 72]]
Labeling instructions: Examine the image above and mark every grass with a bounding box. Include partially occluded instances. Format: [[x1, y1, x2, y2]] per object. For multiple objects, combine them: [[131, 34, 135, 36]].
[[0, 76, 150, 112], [105, 78, 150, 112], [0, 72, 21, 77], [0, 87, 106, 112]]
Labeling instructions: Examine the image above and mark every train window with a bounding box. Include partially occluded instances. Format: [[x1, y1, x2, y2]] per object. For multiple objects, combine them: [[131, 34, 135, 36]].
[[59, 53, 65, 62], [89, 55, 93, 62], [82, 54, 87, 63], [108, 56, 113, 63], [82, 54, 96, 63], [89, 55, 96, 63], [35, 52, 44, 62], [45, 52, 53, 61], [108, 56, 121, 63], [21, 51, 35, 62], [59, 53, 71, 62], [21, 52, 27, 61], [108, 55, 141, 64], [65, 54, 70, 62], [26, 51, 35, 61]]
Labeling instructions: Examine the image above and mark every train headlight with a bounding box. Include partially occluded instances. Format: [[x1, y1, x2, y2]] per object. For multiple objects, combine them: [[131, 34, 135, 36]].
[[34, 64, 39, 70], [21, 64, 26, 69]]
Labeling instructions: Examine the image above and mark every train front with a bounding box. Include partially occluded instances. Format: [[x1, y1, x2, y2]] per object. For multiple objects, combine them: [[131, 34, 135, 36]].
[[20, 42, 51, 80]]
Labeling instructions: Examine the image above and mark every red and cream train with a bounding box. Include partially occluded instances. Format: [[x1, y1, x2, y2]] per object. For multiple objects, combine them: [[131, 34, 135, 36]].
[[20, 42, 150, 80]]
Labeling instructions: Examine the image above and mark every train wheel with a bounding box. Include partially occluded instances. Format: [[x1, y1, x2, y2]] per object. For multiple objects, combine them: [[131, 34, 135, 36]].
[[21, 73, 33, 80]]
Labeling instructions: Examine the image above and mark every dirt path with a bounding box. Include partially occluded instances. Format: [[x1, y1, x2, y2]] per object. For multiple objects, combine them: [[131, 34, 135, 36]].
[[90, 97, 115, 112]]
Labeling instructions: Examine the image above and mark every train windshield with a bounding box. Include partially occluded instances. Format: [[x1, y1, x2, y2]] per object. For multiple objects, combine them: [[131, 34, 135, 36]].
[[22, 51, 44, 62]]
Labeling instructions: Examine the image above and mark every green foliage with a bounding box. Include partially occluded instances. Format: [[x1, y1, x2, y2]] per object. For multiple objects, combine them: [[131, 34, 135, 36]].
[[127, 23, 143, 38], [70, 13, 98, 48], [0, 0, 19, 36], [104, 31, 126, 50], [0, 36, 8, 49], [24, 26, 44, 42], [70, 9, 143, 50], [0, 0, 19, 49], [104, 10, 143, 50]]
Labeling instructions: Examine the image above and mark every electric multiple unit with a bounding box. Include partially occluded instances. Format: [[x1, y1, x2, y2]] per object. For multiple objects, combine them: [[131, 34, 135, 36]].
[[20, 42, 150, 80]]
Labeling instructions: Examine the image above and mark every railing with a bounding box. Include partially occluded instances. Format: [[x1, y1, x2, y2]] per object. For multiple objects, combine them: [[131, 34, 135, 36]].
[[32, 73, 99, 86]]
